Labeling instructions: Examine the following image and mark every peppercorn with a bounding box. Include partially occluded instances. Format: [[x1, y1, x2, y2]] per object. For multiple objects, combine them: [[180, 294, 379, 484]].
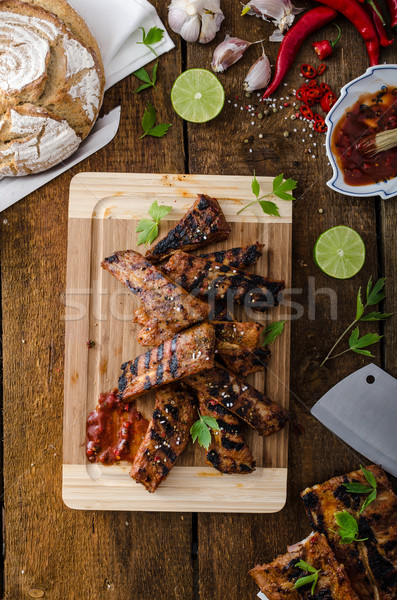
[[258, 113, 263, 119], [283, 131, 290, 137], [263, 109, 270, 116], [272, 108, 278, 113], [259, 133, 263, 139], [244, 139, 249, 143]]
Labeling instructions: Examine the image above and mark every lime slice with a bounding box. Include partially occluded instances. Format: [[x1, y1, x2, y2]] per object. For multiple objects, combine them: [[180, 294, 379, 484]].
[[314, 226, 365, 279], [171, 69, 225, 123]]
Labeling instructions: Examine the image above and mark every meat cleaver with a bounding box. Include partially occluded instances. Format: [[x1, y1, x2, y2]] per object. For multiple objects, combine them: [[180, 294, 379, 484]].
[[311, 364, 397, 477]]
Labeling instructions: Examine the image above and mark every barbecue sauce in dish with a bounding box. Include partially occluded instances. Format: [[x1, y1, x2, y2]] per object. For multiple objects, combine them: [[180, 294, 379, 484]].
[[331, 87, 397, 186], [86, 389, 148, 465]]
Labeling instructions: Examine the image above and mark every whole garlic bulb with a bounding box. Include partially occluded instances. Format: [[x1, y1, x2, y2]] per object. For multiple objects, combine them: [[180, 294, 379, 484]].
[[168, 0, 224, 44]]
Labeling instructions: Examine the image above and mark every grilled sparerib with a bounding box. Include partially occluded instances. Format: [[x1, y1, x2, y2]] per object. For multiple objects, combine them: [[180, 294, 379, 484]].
[[101, 250, 209, 342], [145, 195, 231, 263], [130, 383, 196, 492], [162, 251, 284, 311], [199, 242, 264, 269], [198, 392, 255, 474], [214, 321, 270, 376], [249, 531, 360, 599], [301, 465, 397, 600], [118, 322, 215, 402], [187, 366, 289, 437]]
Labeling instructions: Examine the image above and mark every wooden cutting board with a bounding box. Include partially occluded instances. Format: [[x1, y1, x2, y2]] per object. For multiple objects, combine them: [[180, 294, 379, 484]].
[[63, 172, 292, 512]]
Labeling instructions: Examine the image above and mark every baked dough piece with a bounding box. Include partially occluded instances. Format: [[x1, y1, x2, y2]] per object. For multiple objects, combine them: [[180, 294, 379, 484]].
[[0, 0, 105, 176]]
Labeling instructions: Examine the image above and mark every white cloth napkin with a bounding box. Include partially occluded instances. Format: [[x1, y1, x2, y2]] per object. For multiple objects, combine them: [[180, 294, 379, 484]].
[[0, 0, 175, 211]]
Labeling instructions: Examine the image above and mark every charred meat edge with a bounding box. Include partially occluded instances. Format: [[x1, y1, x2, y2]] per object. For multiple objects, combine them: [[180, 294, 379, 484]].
[[145, 194, 231, 263]]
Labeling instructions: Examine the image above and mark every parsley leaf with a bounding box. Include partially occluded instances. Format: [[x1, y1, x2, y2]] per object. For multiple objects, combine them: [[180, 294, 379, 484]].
[[136, 200, 172, 246], [330, 511, 368, 544], [133, 62, 158, 93], [238, 172, 297, 216], [293, 560, 320, 595], [263, 321, 286, 346], [343, 465, 378, 515], [191, 412, 220, 450], [138, 26, 164, 57], [320, 277, 393, 366], [139, 103, 172, 139]]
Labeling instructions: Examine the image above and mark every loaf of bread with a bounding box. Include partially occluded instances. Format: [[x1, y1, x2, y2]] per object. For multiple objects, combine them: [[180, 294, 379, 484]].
[[0, 0, 105, 176]]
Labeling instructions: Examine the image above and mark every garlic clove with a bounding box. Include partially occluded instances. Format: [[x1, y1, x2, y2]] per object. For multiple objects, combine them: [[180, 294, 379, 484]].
[[211, 36, 250, 73], [180, 14, 202, 42], [242, 0, 304, 31], [244, 52, 271, 91], [199, 11, 225, 44]]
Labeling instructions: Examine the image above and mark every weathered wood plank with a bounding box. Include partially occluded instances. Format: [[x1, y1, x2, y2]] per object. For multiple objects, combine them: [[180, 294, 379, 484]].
[[0, 9, 194, 597]]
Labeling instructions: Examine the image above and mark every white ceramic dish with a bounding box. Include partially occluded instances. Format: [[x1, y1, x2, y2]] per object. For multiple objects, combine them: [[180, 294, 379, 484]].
[[325, 64, 397, 199]]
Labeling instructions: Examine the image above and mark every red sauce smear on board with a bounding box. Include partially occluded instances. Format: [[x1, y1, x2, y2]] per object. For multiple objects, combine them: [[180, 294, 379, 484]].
[[86, 389, 148, 465], [331, 86, 397, 186]]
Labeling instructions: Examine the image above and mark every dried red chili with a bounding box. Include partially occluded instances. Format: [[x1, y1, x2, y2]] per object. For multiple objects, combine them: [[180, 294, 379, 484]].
[[316, 63, 327, 75], [321, 91, 337, 112], [301, 63, 317, 78], [300, 104, 314, 120]]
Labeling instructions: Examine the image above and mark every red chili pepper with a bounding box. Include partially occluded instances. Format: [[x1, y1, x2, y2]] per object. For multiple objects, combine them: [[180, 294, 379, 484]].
[[306, 86, 324, 100], [320, 82, 332, 94], [262, 6, 338, 99], [314, 113, 324, 121], [313, 117, 328, 132], [364, 0, 394, 46], [386, 0, 397, 28], [316, 63, 327, 75], [301, 63, 317, 78], [300, 104, 315, 120], [316, 0, 380, 66], [321, 90, 338, 112], [296, 87, 307, 100], [308, 79, 319, 87], [303, 94, 316, 106], [312, 23, 342, 59]]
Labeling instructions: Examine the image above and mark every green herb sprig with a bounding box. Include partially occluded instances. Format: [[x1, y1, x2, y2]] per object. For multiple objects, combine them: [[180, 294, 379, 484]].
[[140, 103, 172, 139], [136, 200, 172, 246], [263, 321, 287, 346], [237, 172, 297, 217], [190, 411, 220, 450], [343, 465, 377, 515], [133, 62, 158, 93], [321, 277, 392, 366], [292, 560, 320, 595], [330, 510, 368, 544], [137, 26, 164, 57]]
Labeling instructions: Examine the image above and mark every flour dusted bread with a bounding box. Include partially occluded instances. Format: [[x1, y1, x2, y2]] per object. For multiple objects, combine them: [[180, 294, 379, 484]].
[[0, 0, 105, 176]]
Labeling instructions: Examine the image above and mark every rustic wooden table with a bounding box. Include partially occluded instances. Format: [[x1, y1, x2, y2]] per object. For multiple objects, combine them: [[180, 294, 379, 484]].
[[0, 1, 396, 598]]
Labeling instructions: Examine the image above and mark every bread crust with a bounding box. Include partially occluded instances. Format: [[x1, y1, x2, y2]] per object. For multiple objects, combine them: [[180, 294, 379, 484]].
[[0, 0, 105, 176]]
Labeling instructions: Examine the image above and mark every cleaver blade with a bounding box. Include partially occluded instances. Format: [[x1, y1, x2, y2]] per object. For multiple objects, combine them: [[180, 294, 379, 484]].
[[311, 364, 397, 477]]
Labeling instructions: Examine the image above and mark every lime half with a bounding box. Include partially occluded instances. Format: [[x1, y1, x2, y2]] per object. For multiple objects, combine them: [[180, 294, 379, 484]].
[[171, 69, 225, 123], [314, 226, 366, 279]]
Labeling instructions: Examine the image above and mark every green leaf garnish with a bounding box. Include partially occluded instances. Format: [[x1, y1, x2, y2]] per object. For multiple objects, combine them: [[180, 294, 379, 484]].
[[190, 412, 220, 450], [263, 321, 286, 346], [330, 510, 368, 544], [343, 465, 378, 515], [136, 200, 172, 246], [293, 560, 320, 596], [238, 172, 297, 216], [133, 62, 158, 93], [137, 26, 164, 57], [320, 277, 392, 366], [139, 103, 172, 139]]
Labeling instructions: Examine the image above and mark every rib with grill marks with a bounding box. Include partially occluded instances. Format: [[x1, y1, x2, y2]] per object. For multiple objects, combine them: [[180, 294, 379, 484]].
[[145, 195, 231, 263], [162, 251, 284, 311], [199, 242, 264, 269], [301, 465, 397, 600], [198, 391, 255, 474], [118, 322, 215, 402], [187, 366, 289, 436], [130, 383, 196, 493], [101, 250, 209, 347], [249, 531, 360, 600], [214, 321, 270, 376]]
